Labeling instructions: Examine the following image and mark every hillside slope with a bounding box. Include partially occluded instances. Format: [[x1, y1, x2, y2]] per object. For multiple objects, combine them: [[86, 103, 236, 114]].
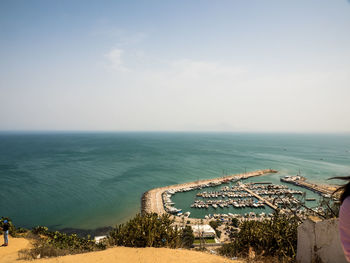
[[0, 236, 243, 263]]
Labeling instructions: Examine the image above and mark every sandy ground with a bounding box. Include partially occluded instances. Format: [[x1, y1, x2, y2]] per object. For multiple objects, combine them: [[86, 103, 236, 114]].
[[0, 235, 243, 263], [0, 235, 31, 263]]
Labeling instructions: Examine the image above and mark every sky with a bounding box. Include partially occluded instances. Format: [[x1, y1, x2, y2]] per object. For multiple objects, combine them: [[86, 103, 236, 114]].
[[1, 0, 350, 133]]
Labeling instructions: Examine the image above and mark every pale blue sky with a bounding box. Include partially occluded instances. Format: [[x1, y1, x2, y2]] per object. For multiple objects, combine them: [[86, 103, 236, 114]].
[[1, 0, 350, 132]]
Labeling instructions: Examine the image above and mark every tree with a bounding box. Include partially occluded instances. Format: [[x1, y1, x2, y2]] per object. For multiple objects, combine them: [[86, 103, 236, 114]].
[[209, 220, 222, 239], [231, 218, 239, 228], [181, 226, 194, 248], [209, 220, 220, 230]]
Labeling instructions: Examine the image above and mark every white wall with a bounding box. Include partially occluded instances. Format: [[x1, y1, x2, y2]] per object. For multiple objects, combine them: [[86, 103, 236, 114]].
[[297, 218, 347, 263]]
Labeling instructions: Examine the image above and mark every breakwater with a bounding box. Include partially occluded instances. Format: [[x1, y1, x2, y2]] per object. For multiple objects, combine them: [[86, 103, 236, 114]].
[[141, 169, 278, 216], [280, 176, 335, 197]]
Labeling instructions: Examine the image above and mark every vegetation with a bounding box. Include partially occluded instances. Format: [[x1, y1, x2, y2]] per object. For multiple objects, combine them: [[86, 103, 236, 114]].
[[108, 213, 181, 248], [0, 217, 27, 236], [231, 217, 240, 228], [18, 226, 106, 259], [209, 219, 222, 238], [193, 238, 216, 244], [7, 196, 340, 261], [8, 213, 198, 259], [181, 225, 194, 248], [208, 219, 221, 230], [218, 212, 298, 262]]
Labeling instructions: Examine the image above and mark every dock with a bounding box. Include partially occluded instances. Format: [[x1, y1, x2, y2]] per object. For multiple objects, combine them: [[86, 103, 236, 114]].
[[239, 183, 278, 210], [141, 169, 278, 216]]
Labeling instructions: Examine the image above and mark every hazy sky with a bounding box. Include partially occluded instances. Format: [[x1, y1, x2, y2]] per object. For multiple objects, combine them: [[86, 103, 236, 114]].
[[1, 0, 350, 132]]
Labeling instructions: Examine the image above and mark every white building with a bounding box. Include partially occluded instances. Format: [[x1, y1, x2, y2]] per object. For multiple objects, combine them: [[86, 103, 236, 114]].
[[191, 224, 216, 238]]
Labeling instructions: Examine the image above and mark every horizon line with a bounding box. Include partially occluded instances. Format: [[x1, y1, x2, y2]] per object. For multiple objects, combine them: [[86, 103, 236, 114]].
[[0, 130, 349, 135]]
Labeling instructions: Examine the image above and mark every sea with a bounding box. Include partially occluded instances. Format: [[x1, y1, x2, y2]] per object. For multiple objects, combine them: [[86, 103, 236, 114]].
[[0, 132, 349, 232]]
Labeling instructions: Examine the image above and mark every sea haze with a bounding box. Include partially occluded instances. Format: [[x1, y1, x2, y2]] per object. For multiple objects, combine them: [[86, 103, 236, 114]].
[[0, 132, 349, 230]]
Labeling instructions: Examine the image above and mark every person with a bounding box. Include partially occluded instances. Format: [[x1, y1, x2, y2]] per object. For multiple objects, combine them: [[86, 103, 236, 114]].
[[332, 176, 350, 262], [2, 220, 9, 246]]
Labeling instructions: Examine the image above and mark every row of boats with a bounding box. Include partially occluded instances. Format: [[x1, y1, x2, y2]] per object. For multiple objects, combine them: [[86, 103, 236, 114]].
[[196, 191, 253, 198], [196, 183, 303, 199], [191, 198, 265, 209], [204, 212, 271, 220], [203, 206, 315, 221]]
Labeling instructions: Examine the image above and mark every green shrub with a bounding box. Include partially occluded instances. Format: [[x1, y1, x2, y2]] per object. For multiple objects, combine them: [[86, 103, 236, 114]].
[[218, 212, 298, 261], [108, 213, 181, 248], [19, 226, 105, 259]]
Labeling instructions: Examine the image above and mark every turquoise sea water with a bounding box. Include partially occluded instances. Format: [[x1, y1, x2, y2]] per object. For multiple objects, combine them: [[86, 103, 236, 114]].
[[0, 132, 349, 230]]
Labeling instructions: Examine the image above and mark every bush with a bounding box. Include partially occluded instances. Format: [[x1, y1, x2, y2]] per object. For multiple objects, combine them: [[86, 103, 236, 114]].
[[18, 226, 105, 259], [218, 212, 298, 261], [18, 243, 71, 260], [108, 213, 181, 248]]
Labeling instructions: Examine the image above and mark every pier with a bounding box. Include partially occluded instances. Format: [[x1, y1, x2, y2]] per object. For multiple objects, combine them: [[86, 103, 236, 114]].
[[239, 183, 278, 210], [141, 169, 278, 216], [280, 176, 335, 197]]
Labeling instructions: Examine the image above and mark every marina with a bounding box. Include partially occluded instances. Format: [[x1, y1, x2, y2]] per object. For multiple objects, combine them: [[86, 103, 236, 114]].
[[142, 168, 339, 224], [141, 169, 278, 216]]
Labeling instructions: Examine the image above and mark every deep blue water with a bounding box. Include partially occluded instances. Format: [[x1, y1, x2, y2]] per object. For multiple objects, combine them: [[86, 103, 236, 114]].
[[0, 132, 349, 230]]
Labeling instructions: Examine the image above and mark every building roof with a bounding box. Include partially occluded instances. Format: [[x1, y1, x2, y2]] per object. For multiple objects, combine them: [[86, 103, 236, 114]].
[[191, 225, 216, 237]]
